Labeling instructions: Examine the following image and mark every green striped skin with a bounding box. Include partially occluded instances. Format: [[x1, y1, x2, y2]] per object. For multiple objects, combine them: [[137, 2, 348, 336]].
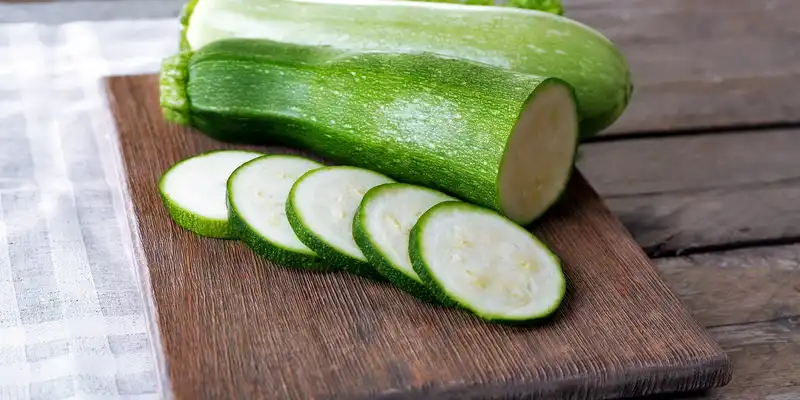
[[409, 201, 567, 325], [285, 168, 391, 282], [158, 149, 263, 239], [226, 156, 332, 271], [177, 0, 629, 139], [352, 183, 455, 304], [162, 39, 578, 225], [228, 206, 330, 270]]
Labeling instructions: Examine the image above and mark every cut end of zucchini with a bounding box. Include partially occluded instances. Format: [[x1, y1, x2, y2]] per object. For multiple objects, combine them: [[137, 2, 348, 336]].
[[288, 166, 395, 278], [159, 150, 263, 238], [499, 79, 578, 224], [411, 202, 566, 322], [227, 155, 331, 270]]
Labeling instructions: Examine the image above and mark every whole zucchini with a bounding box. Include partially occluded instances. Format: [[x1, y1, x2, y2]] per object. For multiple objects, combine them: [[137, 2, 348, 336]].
[[177, 0, 630, 139], [161, 39, 579, 225]]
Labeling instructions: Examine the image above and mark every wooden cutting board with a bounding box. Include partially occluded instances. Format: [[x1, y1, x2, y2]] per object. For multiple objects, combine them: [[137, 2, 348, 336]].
[[105, 74, 732, 400]]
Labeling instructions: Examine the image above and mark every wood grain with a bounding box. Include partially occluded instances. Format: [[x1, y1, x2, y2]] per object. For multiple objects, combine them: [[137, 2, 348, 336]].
[[702, 317, 799, 400], [621, 230, 800, 400], [657, 244, 800, 328], [566, 0, 800, 135], [577, 129, 800, 254], [106, 74, 730, 399], [615, 242, 800, 399], [629, 317, 800, 400], [650, 244, 800, 400], [607, 185, 800, 256]]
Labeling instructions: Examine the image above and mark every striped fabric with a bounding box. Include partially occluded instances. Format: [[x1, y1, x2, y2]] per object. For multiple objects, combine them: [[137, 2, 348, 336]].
[[0, 20, 178, 400]]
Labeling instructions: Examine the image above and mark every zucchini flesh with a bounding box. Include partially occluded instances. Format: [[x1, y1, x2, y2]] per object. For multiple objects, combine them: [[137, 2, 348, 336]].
[[158, 150, 262, 238], [410, 201, 566, 323], [227, 155, 330, 270], [178, 0, 628, 138], [353, 183, 456, 303], [162, 39, 579, 225], [286, 166, 395, 280]]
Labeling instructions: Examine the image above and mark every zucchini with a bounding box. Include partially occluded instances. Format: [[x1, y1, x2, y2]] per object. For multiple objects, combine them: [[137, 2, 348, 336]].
[[161, 39, 580, 225], [286, 166, 395, 280], [409, 201, 566, 323], [159, 149, 263, 238], [176, 0, 629, 138], [353, 183, 456, 303], [227, 154, 330, 270]]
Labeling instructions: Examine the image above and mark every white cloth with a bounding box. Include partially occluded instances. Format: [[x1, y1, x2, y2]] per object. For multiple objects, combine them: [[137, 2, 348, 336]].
[[0, 19, 179, 399]]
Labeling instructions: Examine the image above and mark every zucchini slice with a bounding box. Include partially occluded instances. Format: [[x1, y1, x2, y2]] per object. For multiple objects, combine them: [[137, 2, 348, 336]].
[[159, 150, 262, 238], [227, 155, 330, 270], [410, 201, 566, 323], [353, 183, 456, 303], [286, 166, 395, 280]]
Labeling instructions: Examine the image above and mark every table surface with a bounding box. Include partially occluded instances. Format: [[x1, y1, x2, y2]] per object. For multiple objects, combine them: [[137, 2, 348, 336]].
[[2, 0, 798, 399]]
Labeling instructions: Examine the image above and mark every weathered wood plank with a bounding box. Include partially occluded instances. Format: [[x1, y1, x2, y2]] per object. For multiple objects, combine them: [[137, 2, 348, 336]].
[[577, 129, 800, 254], [566, 0, 800, 135], [578, 129, 800, 197], [608, 184, 800, 255], [636, 318, 800, 400], [656, 244, 800, 328], [702, 318, 799, 400], [646, 245, 800, 400]]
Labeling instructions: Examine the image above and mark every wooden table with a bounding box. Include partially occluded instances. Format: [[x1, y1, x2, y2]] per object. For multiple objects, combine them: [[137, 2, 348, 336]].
[[567, 1, 800, 399], [3, 0, 796, 398]]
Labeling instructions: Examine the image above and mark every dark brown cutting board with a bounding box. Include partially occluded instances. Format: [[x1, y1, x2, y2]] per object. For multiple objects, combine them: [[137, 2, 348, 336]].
[[105, 74, 732, 400]]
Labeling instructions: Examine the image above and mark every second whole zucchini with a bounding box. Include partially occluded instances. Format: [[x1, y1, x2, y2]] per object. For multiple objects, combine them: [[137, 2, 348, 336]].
[[178, 0, 630, 139], [161, 39, 579, 225]]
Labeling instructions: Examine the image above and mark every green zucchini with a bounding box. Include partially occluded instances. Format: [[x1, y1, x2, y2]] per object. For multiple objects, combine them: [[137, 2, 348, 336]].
[[226, 154, 330, 270], [175, 0, 629, 138], [161, 39, 580, 225], [158, 149, 263, 238], [409, 201, 566, 323], [286, 166, 395, 281], [353, 183, 456, 303]]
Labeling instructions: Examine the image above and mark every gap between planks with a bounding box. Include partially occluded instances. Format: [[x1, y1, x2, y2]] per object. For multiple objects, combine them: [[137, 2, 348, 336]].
[[583, 121, 800, 144], [577, 127, 800, 257]]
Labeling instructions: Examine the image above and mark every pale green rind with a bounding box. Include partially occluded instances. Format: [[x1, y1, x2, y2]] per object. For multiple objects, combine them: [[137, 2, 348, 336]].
[[160, 0, 200, 125], [226, 155, 332, 271], [161, 190, 233, 239], [352, 183, 449, 304], [158, 149, 263, 239], [179, 0, 200, 52], [180, 0, 629, 138], [285, 168, 387, 281], [409, 201, 567, 324]]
